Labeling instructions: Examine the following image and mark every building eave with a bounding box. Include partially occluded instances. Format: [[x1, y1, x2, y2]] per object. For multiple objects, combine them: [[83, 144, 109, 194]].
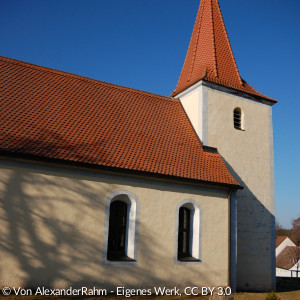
[[0, 151, 243, 190], [172, 79, 277, 106]]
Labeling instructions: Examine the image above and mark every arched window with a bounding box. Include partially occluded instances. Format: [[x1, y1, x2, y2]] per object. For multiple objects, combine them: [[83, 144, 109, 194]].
[[103, 190, 139, 264], [233, 107, 244, 130], [107, 200, 128, 260], [176, 201, 201, 262]]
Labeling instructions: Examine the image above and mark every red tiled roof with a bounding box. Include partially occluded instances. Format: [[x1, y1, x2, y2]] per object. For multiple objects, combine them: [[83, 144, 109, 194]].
[[0, 56, 240, 187], [171, 0, 276, 103], [276, 246, 300, 270]]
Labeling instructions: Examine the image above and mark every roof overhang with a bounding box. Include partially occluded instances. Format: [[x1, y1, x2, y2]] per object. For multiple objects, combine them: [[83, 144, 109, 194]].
[[0, 151, 243, 191], [173, 79, 277, 106]]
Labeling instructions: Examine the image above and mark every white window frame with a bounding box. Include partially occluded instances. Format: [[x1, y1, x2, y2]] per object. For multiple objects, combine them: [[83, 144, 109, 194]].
[[175, 199, 202, 264], [233, 107, 245, 130], [102, 190, 139, 265]]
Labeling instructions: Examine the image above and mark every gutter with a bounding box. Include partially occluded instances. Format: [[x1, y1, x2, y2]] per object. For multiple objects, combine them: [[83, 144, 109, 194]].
[[228, 188, 237, 293]]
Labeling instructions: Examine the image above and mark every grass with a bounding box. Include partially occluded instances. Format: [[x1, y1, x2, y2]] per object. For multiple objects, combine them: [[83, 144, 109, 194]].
[[0, 290, 299, 300], [233, 290, 300, 300]]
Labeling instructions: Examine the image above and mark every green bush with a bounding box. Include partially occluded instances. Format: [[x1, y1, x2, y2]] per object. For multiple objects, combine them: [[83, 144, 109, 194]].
[[265, 291, 280, 300]]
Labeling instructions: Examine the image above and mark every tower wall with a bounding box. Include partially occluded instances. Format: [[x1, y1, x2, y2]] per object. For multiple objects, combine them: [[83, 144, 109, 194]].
[[178, 83, 275, 291]]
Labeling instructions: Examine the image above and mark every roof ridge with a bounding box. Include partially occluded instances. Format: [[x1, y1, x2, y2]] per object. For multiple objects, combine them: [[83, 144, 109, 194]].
[[0, 55, 176, 103], [188, 1, 204, 82], [211, 0, 218, 77], [216, 0, 243, 85]]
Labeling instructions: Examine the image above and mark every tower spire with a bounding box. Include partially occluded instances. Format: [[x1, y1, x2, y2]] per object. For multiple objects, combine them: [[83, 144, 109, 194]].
[[171, 0, 276, 102]]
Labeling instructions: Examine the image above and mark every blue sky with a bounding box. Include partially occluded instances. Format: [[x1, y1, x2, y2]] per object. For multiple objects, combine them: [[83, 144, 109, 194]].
[[1, 0, 299, 228]]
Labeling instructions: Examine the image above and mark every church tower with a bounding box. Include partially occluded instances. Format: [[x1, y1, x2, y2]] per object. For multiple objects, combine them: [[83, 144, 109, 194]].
[[172, 0, 276, 291]]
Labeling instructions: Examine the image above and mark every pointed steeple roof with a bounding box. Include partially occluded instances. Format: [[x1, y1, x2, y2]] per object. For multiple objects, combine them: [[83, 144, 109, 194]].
[[171, 0, 276, 102]]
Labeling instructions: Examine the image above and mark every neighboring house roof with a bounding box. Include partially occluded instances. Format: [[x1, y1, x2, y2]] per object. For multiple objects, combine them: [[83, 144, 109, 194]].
[[0, 56, 240, 187], [276, 236, 296, 248], [276, 236, 291, 248], [276, 246, 300, 270], [276, 236, 296, 257], [171, 0, 276, 103]]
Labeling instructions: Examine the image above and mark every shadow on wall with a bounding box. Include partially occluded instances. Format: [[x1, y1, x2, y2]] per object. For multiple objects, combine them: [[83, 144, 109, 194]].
[[0, 161, 214, 290], [223, 158, 275, 292], [0, 168, 106, 288]]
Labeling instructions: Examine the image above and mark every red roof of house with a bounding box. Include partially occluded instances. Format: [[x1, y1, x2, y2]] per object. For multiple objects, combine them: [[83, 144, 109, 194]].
[[171, 0, 276, 103], [0, 56, 240, 187], [276, 246, 300, 270]]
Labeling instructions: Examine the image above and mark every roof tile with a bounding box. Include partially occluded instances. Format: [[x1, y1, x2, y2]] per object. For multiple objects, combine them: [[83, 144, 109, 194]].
[[171, 0, 276, 102], [0, 56, 239, 187], [276, 246, 300, 270]]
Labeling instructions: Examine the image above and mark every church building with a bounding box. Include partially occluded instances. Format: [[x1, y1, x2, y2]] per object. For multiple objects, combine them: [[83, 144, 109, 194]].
[[0, 0, 276, 292]]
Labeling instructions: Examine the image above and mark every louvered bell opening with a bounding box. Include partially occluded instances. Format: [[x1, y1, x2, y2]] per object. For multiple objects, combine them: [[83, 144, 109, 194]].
[[234, 108, 242, 130]]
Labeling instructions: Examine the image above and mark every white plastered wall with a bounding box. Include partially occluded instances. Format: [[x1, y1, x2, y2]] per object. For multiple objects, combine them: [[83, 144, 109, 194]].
[[177, 82, 207, 145], [0, 159, 231, 290]]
